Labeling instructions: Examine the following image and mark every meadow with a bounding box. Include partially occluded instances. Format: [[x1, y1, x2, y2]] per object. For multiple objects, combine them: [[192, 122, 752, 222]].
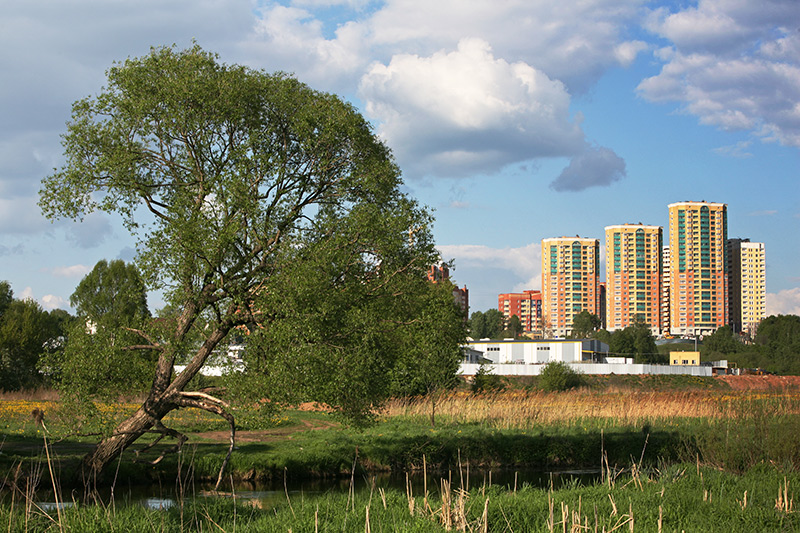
[[2, 377, 800, 530]]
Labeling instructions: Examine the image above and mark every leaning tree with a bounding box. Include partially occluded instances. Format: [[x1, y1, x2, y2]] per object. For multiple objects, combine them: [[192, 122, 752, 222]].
[[40, 45, 452, 486]]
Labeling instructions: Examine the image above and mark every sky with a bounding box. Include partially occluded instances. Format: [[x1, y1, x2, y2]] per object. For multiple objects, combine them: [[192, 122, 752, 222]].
[[1, 0, 799, 317]]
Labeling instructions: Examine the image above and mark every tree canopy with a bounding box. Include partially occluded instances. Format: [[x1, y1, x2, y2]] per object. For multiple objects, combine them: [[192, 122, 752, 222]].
[[0, 284, 71, 391], [40, 45, 460, 483], [70, 259, 149, 329], [469, 309, 503, 339], [569, 311, 601, 339]]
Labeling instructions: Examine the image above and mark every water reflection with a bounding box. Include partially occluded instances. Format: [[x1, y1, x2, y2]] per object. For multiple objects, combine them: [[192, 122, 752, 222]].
[[23, 467, 599, 511]]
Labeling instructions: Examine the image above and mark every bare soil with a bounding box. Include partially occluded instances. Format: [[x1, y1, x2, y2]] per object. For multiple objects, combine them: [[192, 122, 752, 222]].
[[716, 375, 800, 391]]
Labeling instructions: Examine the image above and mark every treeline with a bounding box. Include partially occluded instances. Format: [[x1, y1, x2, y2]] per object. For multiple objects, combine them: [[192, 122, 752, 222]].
[[0, 281, 73, 390], [702, 315, 800, 374], [469, 309, 664, 363], [469, 309, 800, 373]]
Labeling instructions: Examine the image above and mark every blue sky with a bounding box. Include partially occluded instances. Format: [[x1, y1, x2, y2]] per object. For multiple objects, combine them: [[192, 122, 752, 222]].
[[1, 0, 798, 316]]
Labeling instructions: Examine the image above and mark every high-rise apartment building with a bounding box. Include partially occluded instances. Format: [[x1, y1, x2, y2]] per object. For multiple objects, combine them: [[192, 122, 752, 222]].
[[604, 224, 663, 334], [498, 290, 543, 337], [541, 237, 600, 337], [667, 201, 728, 336], [661, 245, 671, 334], [727, 239, 766, 337]]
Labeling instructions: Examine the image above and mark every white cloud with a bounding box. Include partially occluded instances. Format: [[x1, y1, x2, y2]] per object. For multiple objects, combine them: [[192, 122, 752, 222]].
[[712, 140, 753, 158], [767, 287, 800, 316], [50, 265, 91, 278], [360, 38, 584, 178], [19, 287, 35, 301], [640, 0, 800, 148], [439, 242, 542, 291], [41, 294, 69, 311]]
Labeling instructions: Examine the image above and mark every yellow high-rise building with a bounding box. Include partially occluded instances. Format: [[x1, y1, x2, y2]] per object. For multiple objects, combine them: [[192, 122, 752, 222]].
[[667, 201, 728, 336], [727, 239, 766, 337], [604, 224, 663, 334], [541, 237, 599, 338]]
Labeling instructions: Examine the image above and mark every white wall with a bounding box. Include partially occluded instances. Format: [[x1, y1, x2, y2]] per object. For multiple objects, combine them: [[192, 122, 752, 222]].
[[460, 362, 713, 377]]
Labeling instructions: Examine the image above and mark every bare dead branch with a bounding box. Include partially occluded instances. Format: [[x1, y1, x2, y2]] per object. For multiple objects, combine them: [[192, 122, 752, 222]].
[[180, 391, 230, 408]]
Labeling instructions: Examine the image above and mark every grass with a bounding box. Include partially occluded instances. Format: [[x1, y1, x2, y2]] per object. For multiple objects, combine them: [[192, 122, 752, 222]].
[[1, 464, 797, 531], [3, 383, 800, 488]]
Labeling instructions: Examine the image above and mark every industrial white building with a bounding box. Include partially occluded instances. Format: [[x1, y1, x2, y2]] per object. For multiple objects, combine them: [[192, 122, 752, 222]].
[[461, 338, 728, 377]]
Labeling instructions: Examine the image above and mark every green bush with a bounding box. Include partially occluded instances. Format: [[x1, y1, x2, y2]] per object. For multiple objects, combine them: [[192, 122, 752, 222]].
[[537, 361, 582, 391], [471, 363, 505, 393]]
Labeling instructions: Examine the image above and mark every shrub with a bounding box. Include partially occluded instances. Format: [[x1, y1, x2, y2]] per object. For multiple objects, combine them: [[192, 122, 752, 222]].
[[538, 361, 582, 391], [471, 363, 505, 393]]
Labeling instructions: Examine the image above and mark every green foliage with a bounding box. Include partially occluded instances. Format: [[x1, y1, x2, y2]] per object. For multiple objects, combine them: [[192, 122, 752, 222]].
[[608, 321, 663, 363], [0, 297, 67, 391], [569, 310, 600, 339], [469, 308, 503, 339], [503, 314, 523, 339], [471, 362, 505, 393], [70, 259, 149, 328], [727, 315, 800, 374], [40, 44, 448, 432], [537, 361, 582, 391]]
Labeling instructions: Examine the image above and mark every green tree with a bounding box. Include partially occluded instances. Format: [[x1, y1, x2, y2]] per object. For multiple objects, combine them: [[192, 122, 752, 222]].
[[70, 259, 149, 329], [471, 362, 505, 393], [609, 321, 662, 363], [503, 314, 523, 338], [469, 310, 486, 338], [569, 311, 600, 339], [40, 45, 447, 484], [752, 315, 800, 374], [469, 308, 503, 339], [389, 280, 468, 426], [0, 281, 12, 317], [702, 325, 742, 358], [0, 299, 63, 390]]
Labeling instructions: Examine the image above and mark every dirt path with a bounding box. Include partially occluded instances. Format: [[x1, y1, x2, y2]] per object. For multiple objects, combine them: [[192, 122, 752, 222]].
[[192, 417, 340, 443]]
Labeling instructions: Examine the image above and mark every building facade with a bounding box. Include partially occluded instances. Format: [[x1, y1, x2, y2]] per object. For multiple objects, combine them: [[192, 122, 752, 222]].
[[428, 263, 469, 317], [661, 245, 671, 335], [604, 224, 663, 334], [541, 237, 600, 337], [727, 239, 766, 336], [498, 290, 543, 337], [667, 201, 728, 336]]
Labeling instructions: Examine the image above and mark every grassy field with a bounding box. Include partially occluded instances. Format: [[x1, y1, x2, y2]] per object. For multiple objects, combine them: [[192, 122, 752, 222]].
[[1, 464, 797, 531], [2, 378, 800, 530]]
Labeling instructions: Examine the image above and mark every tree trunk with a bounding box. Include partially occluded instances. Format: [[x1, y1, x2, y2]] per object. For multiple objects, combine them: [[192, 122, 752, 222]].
[[78, 325, 232, 485], [78, 396, 175, 485]]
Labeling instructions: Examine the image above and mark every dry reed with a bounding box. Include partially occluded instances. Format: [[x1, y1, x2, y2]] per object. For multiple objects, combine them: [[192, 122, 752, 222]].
[[383, 389, 800, 428]]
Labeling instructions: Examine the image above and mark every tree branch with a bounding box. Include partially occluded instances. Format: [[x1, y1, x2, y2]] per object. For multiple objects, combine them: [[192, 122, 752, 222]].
[[175, 395, 236, 491]]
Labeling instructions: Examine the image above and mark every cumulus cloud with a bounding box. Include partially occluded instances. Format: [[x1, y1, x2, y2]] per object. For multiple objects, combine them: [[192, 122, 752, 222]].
[[640, 0, 800, 147], [767, 288, 800, 316], [41, 294, 69, 311], [360, 38, 584, 178], [550, 144, 626, 192]]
